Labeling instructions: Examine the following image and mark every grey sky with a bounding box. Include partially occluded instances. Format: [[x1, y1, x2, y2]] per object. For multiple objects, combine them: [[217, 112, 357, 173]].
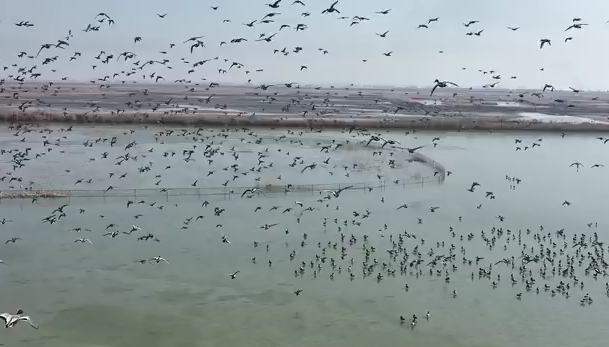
[[1, 0, 608, 89]]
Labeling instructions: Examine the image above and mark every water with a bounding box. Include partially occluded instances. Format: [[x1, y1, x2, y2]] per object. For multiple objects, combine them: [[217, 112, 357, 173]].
[[1, 125, 608, 347]]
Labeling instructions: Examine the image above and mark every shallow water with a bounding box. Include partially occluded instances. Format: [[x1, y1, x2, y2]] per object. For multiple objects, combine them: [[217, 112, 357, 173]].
[[1, 125, 608, 347]]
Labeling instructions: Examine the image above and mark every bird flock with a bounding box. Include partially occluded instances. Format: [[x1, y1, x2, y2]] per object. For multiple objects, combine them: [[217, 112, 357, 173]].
[[1, 2, 609, 344], [1, 124, 609, 340], [1, 1, 608, 99]]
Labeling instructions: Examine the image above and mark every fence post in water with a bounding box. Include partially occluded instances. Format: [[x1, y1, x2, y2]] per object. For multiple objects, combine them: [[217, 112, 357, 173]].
[[165, 190, 169, 202], [67, 190, 71, 204], [134, 189, 137, 200]]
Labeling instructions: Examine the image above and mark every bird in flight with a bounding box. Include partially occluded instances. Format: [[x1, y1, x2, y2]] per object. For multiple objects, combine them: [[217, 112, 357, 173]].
[[539, 39, 551, 49], [322, 1, 340, 14], [430, 79, 458, 96], [376, 30, 389, 38]]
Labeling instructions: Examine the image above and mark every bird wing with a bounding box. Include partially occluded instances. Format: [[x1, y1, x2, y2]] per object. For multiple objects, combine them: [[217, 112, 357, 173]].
[[338, 185, 353, 193], [430, 84, 438, 96], [447, 82, 459, 86], [22, 317, 38, 329]]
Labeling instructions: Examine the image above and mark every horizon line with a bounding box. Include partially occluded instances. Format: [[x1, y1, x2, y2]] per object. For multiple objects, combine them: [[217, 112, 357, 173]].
[[2, 79, 608, 93]]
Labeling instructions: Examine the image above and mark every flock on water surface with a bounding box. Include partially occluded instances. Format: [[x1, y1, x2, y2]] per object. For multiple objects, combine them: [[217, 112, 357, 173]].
[[1, 0, 609, 341]]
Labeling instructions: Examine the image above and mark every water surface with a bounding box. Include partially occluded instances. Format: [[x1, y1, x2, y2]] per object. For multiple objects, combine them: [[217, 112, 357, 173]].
[[0, 125, 608, 347]]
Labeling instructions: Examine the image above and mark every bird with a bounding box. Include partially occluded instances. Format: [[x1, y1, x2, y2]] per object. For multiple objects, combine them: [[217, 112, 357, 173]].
[[570, 162, 583, 171], [321, 1, 340, 14], [74, 238, 93, 244], [431, 79, 458, 96], [565, 23, 588, 31], [322, 185, 353, 198], [241, 187, 267, 198], [540, 39, 551, 49], [406, 146, 424, 154], [0, 310, 38, 329], [227, 271, 240, 279], [149, 256, 169, 264]]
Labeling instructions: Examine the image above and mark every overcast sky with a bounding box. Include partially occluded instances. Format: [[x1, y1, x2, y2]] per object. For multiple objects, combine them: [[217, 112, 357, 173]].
[[1, 0, 608, 90]]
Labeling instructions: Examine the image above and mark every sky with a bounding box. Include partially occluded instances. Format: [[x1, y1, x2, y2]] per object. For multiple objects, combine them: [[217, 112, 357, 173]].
[[1, 0, 609, 90]]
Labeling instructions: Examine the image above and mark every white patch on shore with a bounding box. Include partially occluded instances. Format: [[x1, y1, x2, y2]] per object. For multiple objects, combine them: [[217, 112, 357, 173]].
[[496, 101, 530, 108], [407, 99, 444, 106], [517, 112, 609, 125]]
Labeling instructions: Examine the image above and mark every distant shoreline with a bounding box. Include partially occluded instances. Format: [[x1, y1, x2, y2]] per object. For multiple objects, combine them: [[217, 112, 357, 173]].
[[1, 110, 609, 132]]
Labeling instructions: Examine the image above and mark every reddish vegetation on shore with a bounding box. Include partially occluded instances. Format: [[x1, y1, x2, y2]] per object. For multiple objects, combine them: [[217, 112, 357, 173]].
[[1, 110, 609, 132]]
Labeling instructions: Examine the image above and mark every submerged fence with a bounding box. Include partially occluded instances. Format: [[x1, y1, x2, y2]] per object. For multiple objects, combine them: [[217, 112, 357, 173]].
[[0, 175, 443, 203]]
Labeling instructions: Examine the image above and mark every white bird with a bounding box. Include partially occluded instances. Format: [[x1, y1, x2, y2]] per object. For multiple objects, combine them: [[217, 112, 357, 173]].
[[227, 270, 240, 279], [149, 256, 169, 264], [295, 201, 304, 207], [131, 225, 141, 232], [426, 311, 430, 320], [221, 234, 231, 243], [74, 238, 93, 244], [0, 310, 39, 329], [0, 260, 6, 265]]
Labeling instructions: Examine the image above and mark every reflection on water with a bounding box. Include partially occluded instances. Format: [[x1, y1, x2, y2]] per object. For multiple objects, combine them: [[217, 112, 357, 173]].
[[1, 125, 609, 347]]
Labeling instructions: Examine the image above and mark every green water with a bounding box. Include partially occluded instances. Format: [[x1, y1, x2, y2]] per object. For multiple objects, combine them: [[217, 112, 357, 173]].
[[1, 125, 608, 347]]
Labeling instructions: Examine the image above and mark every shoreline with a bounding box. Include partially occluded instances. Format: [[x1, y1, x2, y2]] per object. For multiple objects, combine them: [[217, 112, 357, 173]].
[[2, 110, 609, 132], [0, 191, 70, 199]]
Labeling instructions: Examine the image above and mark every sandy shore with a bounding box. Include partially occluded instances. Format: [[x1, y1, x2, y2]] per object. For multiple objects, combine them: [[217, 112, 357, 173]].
[[2, 110, 609, 132]]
